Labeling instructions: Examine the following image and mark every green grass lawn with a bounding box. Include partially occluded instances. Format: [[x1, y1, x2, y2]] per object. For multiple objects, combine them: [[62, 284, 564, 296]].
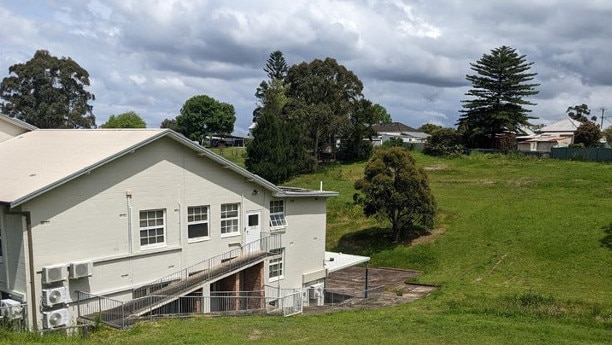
[[4, 152, 611, 344]]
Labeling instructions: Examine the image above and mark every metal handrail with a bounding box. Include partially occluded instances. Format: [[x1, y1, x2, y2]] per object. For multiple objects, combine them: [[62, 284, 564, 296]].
[[76, 233, 282, 329], [138, 233, 282, 297]]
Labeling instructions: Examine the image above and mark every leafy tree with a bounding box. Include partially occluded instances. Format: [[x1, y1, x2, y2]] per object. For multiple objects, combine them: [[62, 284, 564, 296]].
[[418, 123, 443, 135], [382, 136, 407, 148], [285, 57, 365, 167], [371, 103, 392, 124], [574, 121, 602, 147], [160, 118, 181, 132], [101, 111, 146, 128], [0, 50, 95, 128], [566, 104, 596, 123], [354, 147, 436, 242], [423, 127, 464, 156], [176, 95, 235, 145], [458, 46, 539, 148], [603, 126, 612, 144], [337, 98, 376, 161]]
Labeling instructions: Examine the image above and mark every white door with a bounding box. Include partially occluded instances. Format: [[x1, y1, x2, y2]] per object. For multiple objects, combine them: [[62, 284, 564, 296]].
[[245, 210, 261, 244]]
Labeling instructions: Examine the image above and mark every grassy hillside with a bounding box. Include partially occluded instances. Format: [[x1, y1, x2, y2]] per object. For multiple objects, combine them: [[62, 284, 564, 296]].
[[3, 152, 611, 344]]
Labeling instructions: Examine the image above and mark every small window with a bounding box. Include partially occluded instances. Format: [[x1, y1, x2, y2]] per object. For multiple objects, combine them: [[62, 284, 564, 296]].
[[139, 210, 165, 248], [221, 203, 239, 236], [248, 214, 259, 226], [269, 200, 287, 228], [188, 206, 209, 240], [269, 248, 284, 280]]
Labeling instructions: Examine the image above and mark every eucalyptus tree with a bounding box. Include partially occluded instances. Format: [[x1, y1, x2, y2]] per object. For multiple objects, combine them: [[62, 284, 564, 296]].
[[0, 50, 96, 128], [458, 46, 539, 148], [285, 57, 365, 167]]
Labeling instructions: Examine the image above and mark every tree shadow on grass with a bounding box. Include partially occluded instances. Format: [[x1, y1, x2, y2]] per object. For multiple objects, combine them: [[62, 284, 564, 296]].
[[336, 226, 432, 256], [601, 223, 612, 250]]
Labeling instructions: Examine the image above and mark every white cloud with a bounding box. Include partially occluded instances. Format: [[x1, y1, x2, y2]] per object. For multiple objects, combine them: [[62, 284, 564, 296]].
[[1, 0, 611, 131]]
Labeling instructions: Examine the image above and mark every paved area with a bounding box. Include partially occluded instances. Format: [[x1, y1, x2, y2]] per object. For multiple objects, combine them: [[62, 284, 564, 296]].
[[305, 266, 438, 313]]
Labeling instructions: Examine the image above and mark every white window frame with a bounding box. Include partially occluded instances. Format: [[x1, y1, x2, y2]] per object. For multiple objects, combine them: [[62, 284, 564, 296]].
[[220, 203, 240, 237], [139, 209, 166, 249], [268, 249, 284, 281], [269, 200, 287, 229], [187, 205, 209, 242]]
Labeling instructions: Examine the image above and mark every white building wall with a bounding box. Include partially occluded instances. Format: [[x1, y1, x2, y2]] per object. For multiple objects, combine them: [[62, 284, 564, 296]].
[[267, 198, 327, 289], [9, 136, 332, 329], [20, 138, 266, 303]]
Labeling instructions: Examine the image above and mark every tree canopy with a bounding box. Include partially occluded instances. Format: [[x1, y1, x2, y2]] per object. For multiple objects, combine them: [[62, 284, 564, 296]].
[[175, 95, 235, 145], [458, 46, 539, 148], [253, 51, 288, 122], [574, 121, 602, 147], [0, 50, 96, 128], [285, 57, 365, 167], [566, 104, 595, 123], [354, 147, 436, 242], [246, 51, 310, 183], [101, 111, 146, 128]]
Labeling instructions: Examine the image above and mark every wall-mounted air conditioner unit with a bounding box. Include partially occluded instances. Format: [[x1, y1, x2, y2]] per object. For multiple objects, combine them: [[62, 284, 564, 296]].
[[42, 308, 69, 329], [1, 299, 23, 320], [309, 283, 324, 306], [42, 265, 67, 284], [42, 287, 68, 307], [69, 261, 93, 279]]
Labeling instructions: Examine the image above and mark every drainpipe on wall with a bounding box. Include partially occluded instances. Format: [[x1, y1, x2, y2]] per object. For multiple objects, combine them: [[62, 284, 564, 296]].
[[8, 209, 37, 332]]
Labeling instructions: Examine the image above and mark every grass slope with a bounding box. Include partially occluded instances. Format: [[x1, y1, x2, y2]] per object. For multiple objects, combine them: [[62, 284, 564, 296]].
[[4, 151, 611, 344]]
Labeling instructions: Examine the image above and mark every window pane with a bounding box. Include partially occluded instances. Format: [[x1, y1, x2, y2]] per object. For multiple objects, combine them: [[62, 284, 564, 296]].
[[248, 214, 258, 226], [188, 223, 208, 239]]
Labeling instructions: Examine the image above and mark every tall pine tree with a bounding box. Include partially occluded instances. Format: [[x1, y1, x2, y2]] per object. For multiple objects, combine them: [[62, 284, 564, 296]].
[[458, 46, 539, 148]]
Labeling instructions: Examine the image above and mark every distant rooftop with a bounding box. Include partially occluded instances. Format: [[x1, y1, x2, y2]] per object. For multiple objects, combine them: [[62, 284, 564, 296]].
[[372, 122, 419, 133]]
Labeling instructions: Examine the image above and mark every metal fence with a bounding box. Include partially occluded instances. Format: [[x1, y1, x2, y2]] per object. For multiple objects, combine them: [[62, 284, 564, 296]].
[[551, 147, 612, 162], [323, 286, 385, 306], [0, 302, 28, 331]]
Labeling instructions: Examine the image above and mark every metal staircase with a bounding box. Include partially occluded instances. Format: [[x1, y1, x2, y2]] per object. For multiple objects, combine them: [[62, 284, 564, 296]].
[[77, 234, 281, 329]]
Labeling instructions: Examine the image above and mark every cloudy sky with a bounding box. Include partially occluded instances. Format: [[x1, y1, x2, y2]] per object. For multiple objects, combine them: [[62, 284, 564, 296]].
[[1, 0, 612, 134]]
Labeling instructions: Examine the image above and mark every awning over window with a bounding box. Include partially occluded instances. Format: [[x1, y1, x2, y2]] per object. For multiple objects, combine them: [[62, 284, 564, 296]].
[[324, 251, 370, 273]]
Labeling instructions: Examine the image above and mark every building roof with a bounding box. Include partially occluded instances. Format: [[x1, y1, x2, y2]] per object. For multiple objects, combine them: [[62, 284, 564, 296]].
[[372, 122, 418, 133], [0, 129, 337, 208], [539, 118, 581, 133], [324, 251, 370, 273], [0, 115, 38, 131]]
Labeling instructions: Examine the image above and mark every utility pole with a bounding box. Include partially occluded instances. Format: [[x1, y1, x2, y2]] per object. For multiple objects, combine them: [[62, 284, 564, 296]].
[[601, 108, 606, 128]]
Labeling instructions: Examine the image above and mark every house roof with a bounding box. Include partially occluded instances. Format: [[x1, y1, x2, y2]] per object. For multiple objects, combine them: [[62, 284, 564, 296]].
[[372, 122, 418, 133], [0, 129, 337, 208], [0, 115, 38, 131], [539, 118, 582, 133]]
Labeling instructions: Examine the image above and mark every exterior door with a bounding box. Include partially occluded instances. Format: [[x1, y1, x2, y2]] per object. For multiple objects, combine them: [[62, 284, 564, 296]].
[[245, 210, 261, 244]]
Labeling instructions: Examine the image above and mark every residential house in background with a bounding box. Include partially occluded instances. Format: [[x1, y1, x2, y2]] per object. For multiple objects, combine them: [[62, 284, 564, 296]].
[[371, 122, 429, 147], [517, 118, 581, 152], [0, 123, 345, 330]]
